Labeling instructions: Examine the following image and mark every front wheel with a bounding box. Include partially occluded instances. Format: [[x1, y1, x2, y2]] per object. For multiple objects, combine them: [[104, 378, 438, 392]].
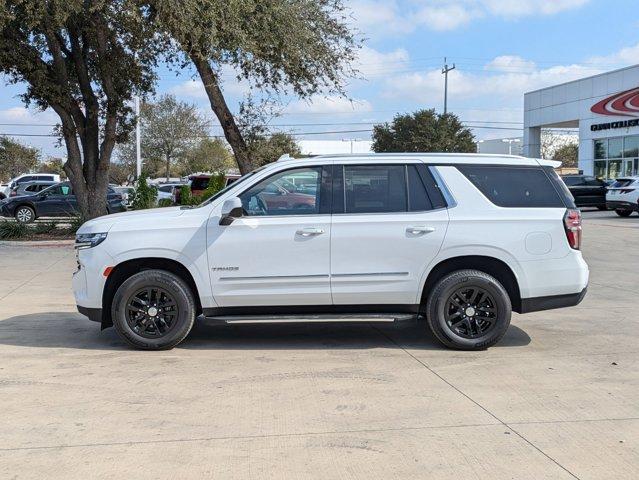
[[15, 206, 35, 223], [111, 269, 196, 350], [615, 209, 633, 217], [425, 270, 511, 350]]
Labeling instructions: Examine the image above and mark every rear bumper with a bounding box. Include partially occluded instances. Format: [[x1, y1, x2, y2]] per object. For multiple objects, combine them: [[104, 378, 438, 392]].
[[519, 287, 587, 314], [606, 200, 638, 211]]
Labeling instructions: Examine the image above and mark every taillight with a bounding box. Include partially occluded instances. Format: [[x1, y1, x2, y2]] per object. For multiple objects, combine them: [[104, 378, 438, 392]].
[[564, 209, 582, 250]]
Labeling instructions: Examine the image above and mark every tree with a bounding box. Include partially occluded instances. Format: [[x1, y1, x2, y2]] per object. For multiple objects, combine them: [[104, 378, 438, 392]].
[[0, 137, 40, 181], [145, 0, 357, 174], [138, 95, 209, 180], [553, 142, 579, 168], [247, 133, 302, 168], [0, 1, 157, 219], [373, 110, 476, 153], [40, 156, 66, 177], [179, 138, 233, 176]]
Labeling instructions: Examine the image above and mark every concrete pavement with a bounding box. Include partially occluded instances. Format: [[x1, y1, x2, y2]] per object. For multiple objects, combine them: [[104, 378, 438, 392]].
[[0, 210, 637, 479]]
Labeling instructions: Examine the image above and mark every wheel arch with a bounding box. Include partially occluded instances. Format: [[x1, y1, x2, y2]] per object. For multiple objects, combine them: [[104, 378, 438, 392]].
[[420, 255, 522, 313], [101, 257, 202, 329], [13, 202, 37, 218]]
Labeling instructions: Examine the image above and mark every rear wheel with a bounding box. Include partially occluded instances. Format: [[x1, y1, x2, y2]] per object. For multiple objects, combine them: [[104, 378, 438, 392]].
[[111, 269, 196, 350], [615, 209, 633, 217], [425, 270, 511, 350], [15, 206, 35, 223]]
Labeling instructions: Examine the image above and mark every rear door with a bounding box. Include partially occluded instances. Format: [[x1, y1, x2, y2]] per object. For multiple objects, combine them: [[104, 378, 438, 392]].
[[330, 162, 449, 307]]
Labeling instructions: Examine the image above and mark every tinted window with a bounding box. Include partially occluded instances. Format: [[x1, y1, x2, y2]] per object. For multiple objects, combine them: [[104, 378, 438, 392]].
[[584, 177, 603, 187], [407, 165, 432, 211], [191, 177, 209, 190], [239, 167, 322, 216], [158, 185, 173, 193], [25, 184, 37, 192], [17, 176, 32, 184], [562, 176, 585, 187], [344, 165, 406, 213], [611, 179, 635, 188], [458, 166, 566, 208]]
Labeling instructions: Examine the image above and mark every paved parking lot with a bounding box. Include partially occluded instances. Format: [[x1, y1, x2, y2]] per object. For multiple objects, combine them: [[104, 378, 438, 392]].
[[0, 211, 637, 479]]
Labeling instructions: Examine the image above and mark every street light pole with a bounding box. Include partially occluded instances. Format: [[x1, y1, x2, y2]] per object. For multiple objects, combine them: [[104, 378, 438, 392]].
[[442, 57, 456, 115], [135, 96, 142, 179]]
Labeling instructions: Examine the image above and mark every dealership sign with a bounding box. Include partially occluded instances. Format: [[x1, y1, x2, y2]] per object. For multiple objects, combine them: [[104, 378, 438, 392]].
[[591, 86, 639, 131]]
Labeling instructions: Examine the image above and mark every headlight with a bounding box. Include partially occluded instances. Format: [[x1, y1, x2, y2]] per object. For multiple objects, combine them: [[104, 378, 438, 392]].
[[75, 232, 108, 250]]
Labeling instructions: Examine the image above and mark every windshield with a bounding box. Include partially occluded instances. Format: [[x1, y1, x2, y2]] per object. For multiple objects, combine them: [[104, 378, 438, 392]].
[[196, 167, 266, 208], [611, 179, 636, 188]]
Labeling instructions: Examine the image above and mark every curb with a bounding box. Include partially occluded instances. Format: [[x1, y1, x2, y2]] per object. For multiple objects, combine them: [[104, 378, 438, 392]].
[[0, 239, 75, 247]]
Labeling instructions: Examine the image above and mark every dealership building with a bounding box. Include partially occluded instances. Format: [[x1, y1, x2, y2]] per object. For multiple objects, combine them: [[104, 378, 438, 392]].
[[524, 64, 639, 179]]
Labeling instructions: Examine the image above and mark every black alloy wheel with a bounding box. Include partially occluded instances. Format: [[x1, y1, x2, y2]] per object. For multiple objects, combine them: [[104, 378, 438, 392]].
[[444, 286, 497, 339], [125, 287, 179, 339]]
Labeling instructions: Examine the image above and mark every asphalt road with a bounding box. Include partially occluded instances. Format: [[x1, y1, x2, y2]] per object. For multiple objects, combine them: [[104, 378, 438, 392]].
[[0, 210, 637, 479]]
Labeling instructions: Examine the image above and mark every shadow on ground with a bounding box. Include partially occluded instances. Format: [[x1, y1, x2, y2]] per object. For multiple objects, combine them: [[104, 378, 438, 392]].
[[0, 312, 531, 351]]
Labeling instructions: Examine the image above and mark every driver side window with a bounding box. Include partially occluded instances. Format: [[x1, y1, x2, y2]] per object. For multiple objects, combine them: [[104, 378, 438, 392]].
[[239, 167, 322, 216]]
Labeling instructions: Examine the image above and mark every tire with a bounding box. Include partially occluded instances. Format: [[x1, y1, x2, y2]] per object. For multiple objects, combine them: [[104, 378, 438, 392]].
[[615, 209, 633, 217], [111, 269, 196, 350], [425, 269, 511, 350], [15, 205, 35, 223]]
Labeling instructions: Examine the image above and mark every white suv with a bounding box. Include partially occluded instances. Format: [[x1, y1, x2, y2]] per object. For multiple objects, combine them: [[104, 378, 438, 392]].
[[73, 154, 589, 351], [606, 176, 639, 216]]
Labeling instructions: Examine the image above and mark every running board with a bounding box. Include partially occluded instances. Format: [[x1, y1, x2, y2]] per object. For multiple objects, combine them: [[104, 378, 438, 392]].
[[205, 313, 417, 324]]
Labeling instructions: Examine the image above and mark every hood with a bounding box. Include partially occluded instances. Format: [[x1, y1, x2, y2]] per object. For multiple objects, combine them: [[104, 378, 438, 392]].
[[77, 206, 186, 234]]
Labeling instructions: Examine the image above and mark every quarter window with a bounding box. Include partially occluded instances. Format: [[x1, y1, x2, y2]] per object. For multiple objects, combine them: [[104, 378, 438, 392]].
[[239, 167, 322, 216], [458, 166, 565, 208]]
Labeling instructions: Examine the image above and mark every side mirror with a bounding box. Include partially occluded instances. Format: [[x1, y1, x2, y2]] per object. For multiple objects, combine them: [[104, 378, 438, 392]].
[[219, 197, 244, 225]]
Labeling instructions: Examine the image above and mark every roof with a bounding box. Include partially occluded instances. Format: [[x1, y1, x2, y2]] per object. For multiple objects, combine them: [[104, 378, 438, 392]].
[[277, 152, 560, 168]]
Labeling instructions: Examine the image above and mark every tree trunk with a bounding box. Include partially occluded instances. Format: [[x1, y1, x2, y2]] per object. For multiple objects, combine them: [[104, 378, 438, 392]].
[[165, 153, 171, 181], [190, 53, 252, 175]]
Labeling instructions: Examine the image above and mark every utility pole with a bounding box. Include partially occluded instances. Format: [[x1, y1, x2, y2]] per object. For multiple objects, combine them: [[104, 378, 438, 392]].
[[135, 96, 142, 179], [441, 57, 455, 115]]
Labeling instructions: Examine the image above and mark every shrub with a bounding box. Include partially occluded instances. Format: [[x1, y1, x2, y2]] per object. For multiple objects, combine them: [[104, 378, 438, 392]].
[[0, 220, 31, 239], [158, 198, 173, 208], [64, 215, 86, 235], [131, 173, 157, 210], [178, 173, 225, 206], [34, 220, 59, 235]]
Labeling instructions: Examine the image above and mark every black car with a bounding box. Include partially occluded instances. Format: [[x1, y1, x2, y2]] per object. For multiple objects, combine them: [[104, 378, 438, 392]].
[[560, 175, 608, 210], [0, 182, 127, 223]]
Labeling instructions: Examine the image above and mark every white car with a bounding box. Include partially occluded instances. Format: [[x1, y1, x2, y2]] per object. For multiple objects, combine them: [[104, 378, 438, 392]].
[[606, 176, 639, 217], [2, 173, 61, 198], [73, 153, 589, 351], [156, 183, 186, 204]]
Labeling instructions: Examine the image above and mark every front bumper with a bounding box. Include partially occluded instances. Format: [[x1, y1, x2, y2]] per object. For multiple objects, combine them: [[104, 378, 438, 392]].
[[520, 287, 588, 314], [606, 200, 638, 211]]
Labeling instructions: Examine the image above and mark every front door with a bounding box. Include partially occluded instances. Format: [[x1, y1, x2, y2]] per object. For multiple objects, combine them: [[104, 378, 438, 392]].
[[330, 163, 449, 307], [38, 184, 74, 217], [207, 165, 332, 307]]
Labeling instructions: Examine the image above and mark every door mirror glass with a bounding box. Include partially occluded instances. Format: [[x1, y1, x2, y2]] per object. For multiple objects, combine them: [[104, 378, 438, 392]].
[[219, 197, 243, 225]]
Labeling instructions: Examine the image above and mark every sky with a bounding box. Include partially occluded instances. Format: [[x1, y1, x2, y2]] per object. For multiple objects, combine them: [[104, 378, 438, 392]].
[[2, 0, 639, 158]]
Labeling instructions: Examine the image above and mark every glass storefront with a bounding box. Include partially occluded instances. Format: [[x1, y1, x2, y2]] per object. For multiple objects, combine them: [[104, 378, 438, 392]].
[[593, 135, 639, 179]]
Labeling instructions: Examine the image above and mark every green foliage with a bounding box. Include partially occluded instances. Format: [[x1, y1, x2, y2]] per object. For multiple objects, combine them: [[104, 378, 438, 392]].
[[65, 216, 86, 235], [178, 185, 196, 206], [131, 174, 157, 210], [0, 220, 30, 239], [34, 221, 60, 235], [0, 137, 40, 182], [373, 109, 477, 154], [248, 133, 302, 168], [553, 143, 579, 168], [180, 138, 233, 176], [158, 198, 173, 208]]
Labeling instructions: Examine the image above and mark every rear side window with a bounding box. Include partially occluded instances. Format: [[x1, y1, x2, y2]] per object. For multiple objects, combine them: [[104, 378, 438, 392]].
[[611, 179, 635, 188], [344, 165, 407, 213], [458, 165, 567, 208], [562, 176, 585, 187]]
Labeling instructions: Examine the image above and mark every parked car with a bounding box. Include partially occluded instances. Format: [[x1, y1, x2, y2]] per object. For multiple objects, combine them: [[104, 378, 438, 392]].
[[606, 176, 639, 216], [156, 183, 186, 205], [73, 153, 589, 351], [9, 180, 58, 198], [2, 173, 61, 198], [560, 174, 608, 210], [174, 174, 240, 204], [1, 182, 127, 223], [112, 186, 136, 208]]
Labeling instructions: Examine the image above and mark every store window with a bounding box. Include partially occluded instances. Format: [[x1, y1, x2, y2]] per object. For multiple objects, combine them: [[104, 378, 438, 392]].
[[593, 135, 639, 179]]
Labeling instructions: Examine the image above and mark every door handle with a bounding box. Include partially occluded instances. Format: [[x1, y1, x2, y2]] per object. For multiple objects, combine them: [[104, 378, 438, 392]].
[[406, 226, 435, 235], [296, 227, 325, 237]]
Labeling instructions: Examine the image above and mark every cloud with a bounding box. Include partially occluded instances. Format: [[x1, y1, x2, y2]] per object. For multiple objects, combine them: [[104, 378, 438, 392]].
[[286, 96, 373, 114], [349, 0, 591, 35], [355, 45, 410, 79]]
